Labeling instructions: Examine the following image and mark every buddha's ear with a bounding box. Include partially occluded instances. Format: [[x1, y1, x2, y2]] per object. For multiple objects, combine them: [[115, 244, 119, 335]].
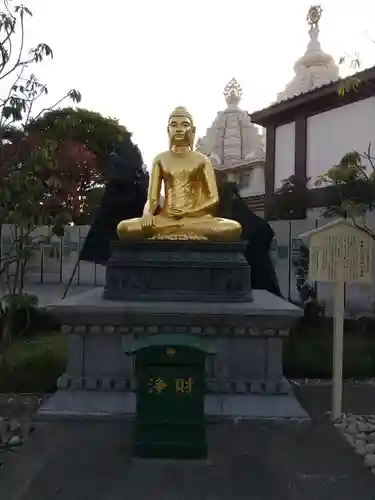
[[167, 126, 172, 149], [190, 126, 196, 149]]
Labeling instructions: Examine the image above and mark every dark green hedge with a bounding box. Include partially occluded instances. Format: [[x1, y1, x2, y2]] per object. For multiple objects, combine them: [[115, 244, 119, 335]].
[[284, 325, 375, 379], [0, 333, 67, 393]]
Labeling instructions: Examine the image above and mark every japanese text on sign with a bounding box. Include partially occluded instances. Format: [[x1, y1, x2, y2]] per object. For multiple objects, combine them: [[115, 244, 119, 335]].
[[175, 378, 194, 393], [147, 377, 196, 394], [148, 377, 167, 394]]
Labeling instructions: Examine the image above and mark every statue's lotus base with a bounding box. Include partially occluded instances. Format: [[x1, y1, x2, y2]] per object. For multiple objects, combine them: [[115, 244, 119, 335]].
[[39, 240, 306, 420], [104, 240, 252, 302]]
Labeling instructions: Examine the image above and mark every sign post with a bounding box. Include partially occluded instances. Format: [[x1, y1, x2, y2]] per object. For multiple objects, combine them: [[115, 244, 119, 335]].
[[332, 279, 345, 419], [300, 219, 372, 420]]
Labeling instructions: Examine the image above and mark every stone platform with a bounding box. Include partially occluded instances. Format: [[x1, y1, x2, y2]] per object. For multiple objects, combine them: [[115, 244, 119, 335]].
[[38, 287, 306, 419], [38, 390, 308, 420], [39, 240, 305, 420]]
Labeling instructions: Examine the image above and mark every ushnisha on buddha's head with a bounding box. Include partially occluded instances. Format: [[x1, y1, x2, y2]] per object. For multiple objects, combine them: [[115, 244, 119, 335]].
[[167, 106, 196, 150]]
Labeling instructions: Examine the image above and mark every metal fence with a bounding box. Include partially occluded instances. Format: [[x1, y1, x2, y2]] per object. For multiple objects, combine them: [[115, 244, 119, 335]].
[[2, 214, 375, 315], [1, 225, 106, 288]]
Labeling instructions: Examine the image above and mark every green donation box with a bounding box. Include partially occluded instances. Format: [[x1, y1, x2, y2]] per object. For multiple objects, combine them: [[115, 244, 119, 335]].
[[125, 334, 215, 459]]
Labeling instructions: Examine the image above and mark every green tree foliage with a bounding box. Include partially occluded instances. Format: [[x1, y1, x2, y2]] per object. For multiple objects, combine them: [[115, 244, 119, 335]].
[[274, 175, 307, 220], [293, 243, 316, 302], [76, 185, 105, 224], [337, 35, 373, 96], [26, 108, 133, 221], [315, 150, 375, 219], [0, 0, 80, 346], [337, 56, 361, 96], [27, 107, 130, 170]]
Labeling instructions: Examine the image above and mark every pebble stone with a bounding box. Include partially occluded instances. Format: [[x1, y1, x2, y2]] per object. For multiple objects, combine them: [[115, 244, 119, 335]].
[[330, 412, 375, 473], [0, 417, 9, 443], [0, 415, 34, 449], [7, 435, 22, 447], [0, 394, 47, 453]]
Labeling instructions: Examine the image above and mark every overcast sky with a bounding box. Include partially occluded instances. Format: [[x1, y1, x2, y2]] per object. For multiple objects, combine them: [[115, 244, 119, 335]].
[[6, 0, 375, 165]]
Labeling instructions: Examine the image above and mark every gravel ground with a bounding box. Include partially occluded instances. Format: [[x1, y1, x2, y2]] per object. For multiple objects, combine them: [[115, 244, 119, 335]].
[[0, 394, 46, 462], [292, 379, 375, 475], [330, 413, 375, 474]]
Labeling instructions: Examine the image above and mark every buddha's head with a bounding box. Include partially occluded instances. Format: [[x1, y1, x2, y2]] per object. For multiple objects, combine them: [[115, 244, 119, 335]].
[[167, 106, 196, 150]]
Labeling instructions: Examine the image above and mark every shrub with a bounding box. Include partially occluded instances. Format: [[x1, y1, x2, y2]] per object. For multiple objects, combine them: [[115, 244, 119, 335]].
[[0, 333, 67, 393], [284, 326, 375, 379], [0, 297, 60, 339]]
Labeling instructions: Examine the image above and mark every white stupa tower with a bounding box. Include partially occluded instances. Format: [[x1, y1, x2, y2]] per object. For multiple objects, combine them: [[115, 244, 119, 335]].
[[277, 5, 340, 102], [196, 78, 265, 168]]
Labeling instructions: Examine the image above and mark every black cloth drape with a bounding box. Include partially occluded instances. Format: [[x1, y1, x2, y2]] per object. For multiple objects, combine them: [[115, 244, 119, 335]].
[[79, 136, 148, 265]]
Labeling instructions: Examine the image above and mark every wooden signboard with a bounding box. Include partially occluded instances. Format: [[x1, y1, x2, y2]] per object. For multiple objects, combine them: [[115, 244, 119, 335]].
[[300, 219, 373, 419]]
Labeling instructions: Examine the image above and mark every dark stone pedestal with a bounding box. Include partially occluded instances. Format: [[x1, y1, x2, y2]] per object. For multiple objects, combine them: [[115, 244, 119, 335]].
[[104, 240, 252, 302]]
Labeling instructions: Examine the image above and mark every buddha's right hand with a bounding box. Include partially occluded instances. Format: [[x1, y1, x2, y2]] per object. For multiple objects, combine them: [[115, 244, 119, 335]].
[[141, 213, 156, 229]]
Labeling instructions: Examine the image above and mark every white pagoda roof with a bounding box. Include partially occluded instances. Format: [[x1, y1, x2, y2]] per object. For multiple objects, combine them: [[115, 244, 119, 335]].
[[276, 6, 340, 103], [196, 78, 265, 168]]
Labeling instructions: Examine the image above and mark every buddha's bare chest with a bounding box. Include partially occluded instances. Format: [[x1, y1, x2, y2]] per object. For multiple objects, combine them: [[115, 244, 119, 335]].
[[160, 158, 203, 182]]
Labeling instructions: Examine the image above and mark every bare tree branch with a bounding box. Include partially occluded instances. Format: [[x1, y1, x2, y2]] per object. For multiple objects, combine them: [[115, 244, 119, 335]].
[[0, 4, 25, 81], [361, 142, 375, 173], [34, 90, 81, 120], [350, 217, 375, 240]]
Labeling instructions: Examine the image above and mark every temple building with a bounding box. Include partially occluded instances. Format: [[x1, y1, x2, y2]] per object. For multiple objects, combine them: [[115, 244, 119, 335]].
[[197, 6, 375, 312], [250, 6, 375, 220], [197, 6, 344, 216], [196, 78, 266, 212]]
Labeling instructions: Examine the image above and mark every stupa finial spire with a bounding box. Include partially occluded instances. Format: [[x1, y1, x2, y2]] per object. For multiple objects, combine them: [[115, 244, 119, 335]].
[[307, 4, 322, 28], [224, 78, 243, 108], [306, 5, 323, 52]]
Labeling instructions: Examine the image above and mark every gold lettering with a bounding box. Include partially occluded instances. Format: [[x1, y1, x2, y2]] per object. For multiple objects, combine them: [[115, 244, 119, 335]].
[[175, 377, 194, 393], [148, 377, 168, 394]]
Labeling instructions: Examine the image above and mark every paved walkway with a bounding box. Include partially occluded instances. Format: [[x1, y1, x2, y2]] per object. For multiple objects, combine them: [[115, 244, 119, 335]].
[[1, 418, 375, 500], [294, 381, 375, 417], [22, 283, 96, 305]]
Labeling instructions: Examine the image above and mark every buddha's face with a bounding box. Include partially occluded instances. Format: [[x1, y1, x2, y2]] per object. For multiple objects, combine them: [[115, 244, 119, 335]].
[[168, 115, 195, 148]]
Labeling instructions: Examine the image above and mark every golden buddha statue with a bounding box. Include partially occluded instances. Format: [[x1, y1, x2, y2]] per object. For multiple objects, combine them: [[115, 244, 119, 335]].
[[116, 106, 242, 241]]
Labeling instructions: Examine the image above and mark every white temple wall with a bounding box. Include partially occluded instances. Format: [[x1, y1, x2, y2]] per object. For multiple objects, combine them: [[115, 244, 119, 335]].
[[274, 122, 295, 190], [306, 97, 375, 187], [222, 162, 265, 198], [239, 165, 265, 197]]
